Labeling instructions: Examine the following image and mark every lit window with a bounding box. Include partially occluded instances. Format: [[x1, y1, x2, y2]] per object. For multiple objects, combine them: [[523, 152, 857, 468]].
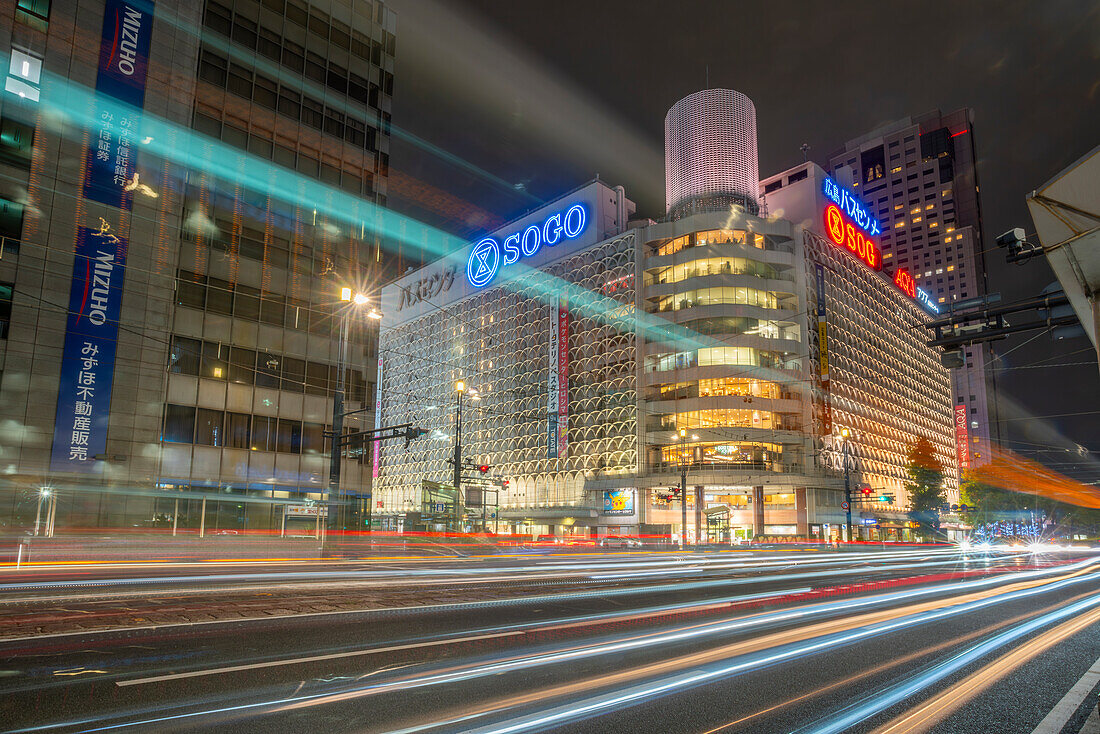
[[946, 226, 955, 233], [944, 236, 952, 242], [938, 297, 946, 303], [912, 217, 922, 224], [910, 207, 922, 215], [929, 222, 939, 228], [941, 189, 952, 197], [884, 252, 893, 259], [890, 166, 902, 174], [4, 49, 42, 102], [894, 221, 906, 229], [16, 0, 50, 31], [935, 268, 943, 274], [925, 204, 934, 211], [947, 265, 955, 272], [893, 204, 904, 210], [924, 271, 932, 277]]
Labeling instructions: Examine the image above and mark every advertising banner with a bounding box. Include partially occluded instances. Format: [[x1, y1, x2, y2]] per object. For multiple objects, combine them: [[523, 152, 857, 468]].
[[815, 264, 831, 432], [557, 298, 569, 459], [50, 226, 128, 471], [83, 0, 155, 209], [548, 297, 569, 459], [602, 489, 635, 516], [372, 356, 383, 478], [547, 301, 559, 459], [955, 405, 970, 470]]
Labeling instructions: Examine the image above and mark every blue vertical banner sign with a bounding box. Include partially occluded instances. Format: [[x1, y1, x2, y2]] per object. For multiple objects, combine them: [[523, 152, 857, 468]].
[[50, 0, 154, 471], [50, 225, 128, 471], [82, 0, 156, 209]]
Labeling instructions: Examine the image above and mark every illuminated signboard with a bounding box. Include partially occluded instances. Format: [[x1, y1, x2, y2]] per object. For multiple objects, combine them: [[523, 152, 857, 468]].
[[824, 204, 882, 271], [893, 267, 940, 314], [466, 204, 588, 288], [823, 176, 881, 237], [893, 268, 916, 298]]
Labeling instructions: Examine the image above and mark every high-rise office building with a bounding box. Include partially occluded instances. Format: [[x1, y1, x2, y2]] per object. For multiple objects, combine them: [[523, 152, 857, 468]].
[[824, 109, 995, 470], [0, 0, 398, 532]]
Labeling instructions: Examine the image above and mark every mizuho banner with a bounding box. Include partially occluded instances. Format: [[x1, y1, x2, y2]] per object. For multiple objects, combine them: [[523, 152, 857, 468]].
[[50, 226, 128, 471], [548, 297, 569, 459], [50, 0, 153, 471], [83, 0, 155, 208]]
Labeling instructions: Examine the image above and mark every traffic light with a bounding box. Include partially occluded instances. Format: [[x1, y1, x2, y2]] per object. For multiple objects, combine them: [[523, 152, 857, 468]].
[[478, 464, 490, 474], [404, 426, 428, 447], [861, 487, 872, 498]]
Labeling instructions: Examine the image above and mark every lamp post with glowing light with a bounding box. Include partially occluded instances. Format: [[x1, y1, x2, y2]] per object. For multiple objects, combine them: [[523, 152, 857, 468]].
[[841, 427, 852, 543], [329, 288, 383, 537]]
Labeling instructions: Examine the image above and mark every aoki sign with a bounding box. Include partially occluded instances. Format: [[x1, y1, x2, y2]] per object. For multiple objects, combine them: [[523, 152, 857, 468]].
[[892, 267, 940, 314], [466, 204, 588, 288]]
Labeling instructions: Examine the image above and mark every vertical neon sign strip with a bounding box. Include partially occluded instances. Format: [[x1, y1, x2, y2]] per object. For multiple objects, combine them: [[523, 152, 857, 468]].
[[372, 356, 383, 480], [557, 297, 569, 459], [955, 405, 969, 470], [815, 264, 831, 434], [547, 302, 560, 459]]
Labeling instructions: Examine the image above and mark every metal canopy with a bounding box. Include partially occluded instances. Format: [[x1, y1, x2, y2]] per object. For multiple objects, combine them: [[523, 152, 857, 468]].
[[1026, 145, 1100, 353]]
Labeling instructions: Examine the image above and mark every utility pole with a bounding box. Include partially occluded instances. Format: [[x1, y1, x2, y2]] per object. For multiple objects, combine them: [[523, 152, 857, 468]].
[[328, 313, 351, 536], [679, 427, 688, 550], [453, 381, 465, 491], [841, 427, 852, 544]]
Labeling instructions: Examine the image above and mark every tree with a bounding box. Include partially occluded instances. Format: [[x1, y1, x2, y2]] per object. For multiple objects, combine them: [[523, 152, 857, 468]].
[[905, 437, 946, 540]]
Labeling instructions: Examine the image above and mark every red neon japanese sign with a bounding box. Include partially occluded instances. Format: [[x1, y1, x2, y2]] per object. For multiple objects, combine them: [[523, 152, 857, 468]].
[[893, 268, 916, 298], [824, 204, 882, 271]]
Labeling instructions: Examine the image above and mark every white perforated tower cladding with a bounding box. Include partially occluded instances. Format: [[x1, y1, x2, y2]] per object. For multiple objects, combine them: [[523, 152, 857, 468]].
[[665, 89, 759, 214]]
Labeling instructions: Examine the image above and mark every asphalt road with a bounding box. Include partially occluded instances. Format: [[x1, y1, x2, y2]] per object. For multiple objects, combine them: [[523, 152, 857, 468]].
[[2, 547, 1099, 733]]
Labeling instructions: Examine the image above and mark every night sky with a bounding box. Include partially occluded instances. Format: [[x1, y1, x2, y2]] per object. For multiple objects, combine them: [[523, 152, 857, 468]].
[[387, 0, 1100, 481]]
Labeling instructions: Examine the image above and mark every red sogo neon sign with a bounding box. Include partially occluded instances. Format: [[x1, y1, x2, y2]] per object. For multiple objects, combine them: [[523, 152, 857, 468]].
[[824, 204, 882, 271]]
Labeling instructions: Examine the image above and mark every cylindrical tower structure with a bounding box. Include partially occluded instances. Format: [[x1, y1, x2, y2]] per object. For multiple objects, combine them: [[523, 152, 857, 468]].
[[665, 89, 759, 218]]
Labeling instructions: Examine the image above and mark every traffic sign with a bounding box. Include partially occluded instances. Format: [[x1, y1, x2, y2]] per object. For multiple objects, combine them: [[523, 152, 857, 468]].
[[841, 501, 850, 510]]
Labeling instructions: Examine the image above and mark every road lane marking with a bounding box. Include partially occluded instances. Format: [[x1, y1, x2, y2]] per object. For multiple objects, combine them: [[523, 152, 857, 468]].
[[871, 603, 1100, 733], [1031, 651, 1100, 734], [115, 630, 525, 686]]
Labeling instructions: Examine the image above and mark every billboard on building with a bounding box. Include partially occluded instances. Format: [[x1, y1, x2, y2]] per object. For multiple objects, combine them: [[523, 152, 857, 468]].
[[548, 297, 569, 458], [50, 226, 128, 471], [955, 405, 970, 470], [83, 0, 155, 209], [602, 489, 635, 515]]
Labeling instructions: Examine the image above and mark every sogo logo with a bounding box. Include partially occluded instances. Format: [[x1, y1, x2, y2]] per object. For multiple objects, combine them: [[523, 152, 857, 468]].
[[466, 204, 587, 288], [824, 204, 881, 271]]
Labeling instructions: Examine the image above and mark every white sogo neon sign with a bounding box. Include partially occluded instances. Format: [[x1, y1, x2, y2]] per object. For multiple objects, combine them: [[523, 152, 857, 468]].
[[466, 204, 587, 288]]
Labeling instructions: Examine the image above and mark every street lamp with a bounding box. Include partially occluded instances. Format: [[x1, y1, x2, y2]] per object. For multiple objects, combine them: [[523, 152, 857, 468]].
[[840, 427, 852, 544], [330, 288, 377, 538]]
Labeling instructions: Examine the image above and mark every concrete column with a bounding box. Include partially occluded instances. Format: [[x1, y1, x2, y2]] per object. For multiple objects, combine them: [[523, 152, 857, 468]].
[[795, 487, 809, 537], [694, 486, 704, 545], [753, 486, 765, 538]]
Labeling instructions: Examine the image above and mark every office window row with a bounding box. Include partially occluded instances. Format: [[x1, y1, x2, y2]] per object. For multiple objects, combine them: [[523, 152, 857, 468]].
[[204, 0, 395, 89], [169, 334, 371, 402], [197, 46, 383, 152], [192, 108, 384, 201], [162, 404, 374, 465], [174, 270, 377, 349]]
